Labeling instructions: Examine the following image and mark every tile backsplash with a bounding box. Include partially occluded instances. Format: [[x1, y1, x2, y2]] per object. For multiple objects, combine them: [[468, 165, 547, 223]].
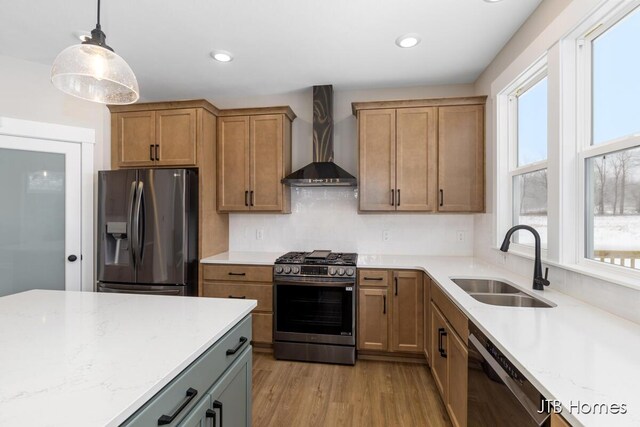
[[229, 187, 474, 255]]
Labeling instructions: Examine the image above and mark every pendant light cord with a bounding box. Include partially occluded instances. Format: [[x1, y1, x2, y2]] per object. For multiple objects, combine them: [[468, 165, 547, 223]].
[[96, 0, 101, 28]]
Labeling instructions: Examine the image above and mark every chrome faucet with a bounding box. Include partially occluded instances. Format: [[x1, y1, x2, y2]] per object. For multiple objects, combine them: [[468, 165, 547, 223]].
[[500, 225, 550, 291]]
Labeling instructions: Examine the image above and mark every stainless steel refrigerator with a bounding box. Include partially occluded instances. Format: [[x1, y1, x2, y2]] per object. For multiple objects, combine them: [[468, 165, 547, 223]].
[[97, 169, 197, 295]]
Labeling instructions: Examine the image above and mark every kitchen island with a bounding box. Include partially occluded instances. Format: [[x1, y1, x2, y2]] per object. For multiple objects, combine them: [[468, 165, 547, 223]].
[[0, 290, 256, 426]]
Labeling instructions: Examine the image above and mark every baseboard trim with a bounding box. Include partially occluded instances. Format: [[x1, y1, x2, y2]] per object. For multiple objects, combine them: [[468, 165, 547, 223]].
[[357, 351, 428, 365]]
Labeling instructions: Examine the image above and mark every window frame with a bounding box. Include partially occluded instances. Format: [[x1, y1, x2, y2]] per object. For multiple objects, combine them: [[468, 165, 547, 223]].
[[496, 56, 549, 256], [575, 1, 640, 279]]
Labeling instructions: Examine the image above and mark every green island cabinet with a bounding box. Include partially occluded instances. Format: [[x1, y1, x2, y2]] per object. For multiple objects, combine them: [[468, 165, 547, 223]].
[[122, 315, 252, 427]]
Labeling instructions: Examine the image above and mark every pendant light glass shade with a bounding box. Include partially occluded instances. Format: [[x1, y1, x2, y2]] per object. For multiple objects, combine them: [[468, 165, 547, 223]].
[[51, 43, 139, 104]]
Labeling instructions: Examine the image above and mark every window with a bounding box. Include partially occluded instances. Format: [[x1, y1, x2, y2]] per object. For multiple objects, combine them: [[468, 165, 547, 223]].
[[581, 5, 640, 272], [509, 73, 549, 248]]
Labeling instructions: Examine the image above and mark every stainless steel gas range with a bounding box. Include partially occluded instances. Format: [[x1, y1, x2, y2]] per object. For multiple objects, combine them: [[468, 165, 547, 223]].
[[273, 250, 357, 365]]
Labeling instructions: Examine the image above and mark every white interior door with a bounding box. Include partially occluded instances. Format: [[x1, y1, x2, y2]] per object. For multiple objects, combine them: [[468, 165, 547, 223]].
[[0, 135, 82, 296]]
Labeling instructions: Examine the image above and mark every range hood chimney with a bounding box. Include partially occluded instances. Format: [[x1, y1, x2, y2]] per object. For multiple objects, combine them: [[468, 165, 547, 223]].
[[282, 85, 357, 187]]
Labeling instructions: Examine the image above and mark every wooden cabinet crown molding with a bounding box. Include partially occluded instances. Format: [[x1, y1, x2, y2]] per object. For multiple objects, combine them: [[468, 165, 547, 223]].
[[351, 95, 487, 116], [108, 99, 220, 116], [217, 106, 297, 122]]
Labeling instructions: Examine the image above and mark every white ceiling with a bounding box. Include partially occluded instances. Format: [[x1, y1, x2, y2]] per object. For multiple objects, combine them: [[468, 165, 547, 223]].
[[0, 0, 542, 101]]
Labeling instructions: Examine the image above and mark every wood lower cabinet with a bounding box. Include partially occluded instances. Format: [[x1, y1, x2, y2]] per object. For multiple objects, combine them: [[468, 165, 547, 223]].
[[353, 97, 486, 213], [357, 287, 388, 351], [551, 413, 572, 427], [391, 270, 423, 353], [217, 108, 294, 213], [423, 275, 432, 363], [202, 264, 273, 346], [357, 269, 423, 356], [430, 286, 469, 427]]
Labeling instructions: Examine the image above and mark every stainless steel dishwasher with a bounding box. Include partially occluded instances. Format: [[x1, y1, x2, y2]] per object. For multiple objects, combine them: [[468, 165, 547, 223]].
[[467, 322, 551, 426]]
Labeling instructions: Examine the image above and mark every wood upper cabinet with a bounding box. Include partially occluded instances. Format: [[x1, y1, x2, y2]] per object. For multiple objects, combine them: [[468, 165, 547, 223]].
[[358, 109, 396, 211], [438, 105, 484, 212], [155, 108, 197, 166], [113, 111, 156, 167], [391, 270, 423, 353], [357, 287, 389, 351], [396, 107, 437, 211], [111, 107, 199, 168], [217, 108, 294, 213], [218, 116, 251, 212], [353, 97, 486, 213]]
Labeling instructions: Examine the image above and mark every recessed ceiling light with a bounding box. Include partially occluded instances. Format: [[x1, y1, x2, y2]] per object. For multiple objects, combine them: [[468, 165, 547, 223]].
[[395, 34, 421, 49], [483, 0, 503, 3], [72, 31, 91, 42], [211, 51, 233, 62]]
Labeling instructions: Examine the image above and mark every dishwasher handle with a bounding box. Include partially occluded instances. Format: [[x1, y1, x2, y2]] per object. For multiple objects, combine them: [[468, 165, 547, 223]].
[[469, 334, 550, 426]]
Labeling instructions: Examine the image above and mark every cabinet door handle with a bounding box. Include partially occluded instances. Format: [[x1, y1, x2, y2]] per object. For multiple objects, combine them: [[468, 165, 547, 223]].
[[397, 189, 401, 206], [250, 190, 254, 206], [213, 400, 223, 427], [205, 409, 216, 426], [390, 189, 395, 206], [157, 387, 198, 425], [228, 295, 246, 299], [438, 328, 448, 358], [155, 144, 160, 161], [394, 277, 398, 296], [226, 336, 248, 356], [363, 277, 383, 281], [228, 272, 246, 276], [149, 145, 154, 161], [383, 295, 386, 314], [439, 189, 444, 207], [244, 190, 249, 207]]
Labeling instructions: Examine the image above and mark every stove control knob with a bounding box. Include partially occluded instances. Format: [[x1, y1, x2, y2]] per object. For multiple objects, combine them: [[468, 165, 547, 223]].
[[346, 268, 355, 276], [292, 266, 300, 274], [284, 266, 291, 274], [275, 265, 283, 274], [329, 267, 337, 276], [337, 268, 345, 276]]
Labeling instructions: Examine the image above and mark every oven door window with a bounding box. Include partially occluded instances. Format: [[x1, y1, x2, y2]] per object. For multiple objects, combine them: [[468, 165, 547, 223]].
[[276, 285, 353, 336]]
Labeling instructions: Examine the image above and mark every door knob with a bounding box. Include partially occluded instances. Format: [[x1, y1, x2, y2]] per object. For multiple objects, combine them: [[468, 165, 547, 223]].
[[67, 255, 78, 262]]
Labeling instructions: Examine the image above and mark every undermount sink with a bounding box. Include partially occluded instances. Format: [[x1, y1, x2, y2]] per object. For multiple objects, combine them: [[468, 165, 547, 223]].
[[470, 293, 555, 308], [451, 278, 520, 294], [450, 277, 555, 308]]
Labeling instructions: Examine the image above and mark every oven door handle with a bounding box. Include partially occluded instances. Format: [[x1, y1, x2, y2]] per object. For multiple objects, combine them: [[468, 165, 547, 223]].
[[275, 279, 354, 288], [468, 334, 550, 426]]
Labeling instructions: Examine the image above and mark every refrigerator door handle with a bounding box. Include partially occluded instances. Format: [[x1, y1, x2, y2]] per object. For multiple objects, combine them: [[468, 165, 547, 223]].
[[127, 181, 137, 268], [133, 181, 144, 267]]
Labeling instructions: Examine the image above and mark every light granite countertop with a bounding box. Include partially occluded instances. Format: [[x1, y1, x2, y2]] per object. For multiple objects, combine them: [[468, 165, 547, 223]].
[[0, 290, 256, 426], [202, 251, 640, 426]]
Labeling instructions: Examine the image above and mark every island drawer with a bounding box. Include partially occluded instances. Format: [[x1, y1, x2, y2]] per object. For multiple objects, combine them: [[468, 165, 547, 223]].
[[203, 264, 273, 283], [202, 282, 272, 312], [358, 269, 389, 287], [122, 315, 252, 427]]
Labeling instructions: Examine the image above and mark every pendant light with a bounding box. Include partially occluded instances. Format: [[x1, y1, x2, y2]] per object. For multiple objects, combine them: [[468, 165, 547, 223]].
[[51, 0, 139, 104]]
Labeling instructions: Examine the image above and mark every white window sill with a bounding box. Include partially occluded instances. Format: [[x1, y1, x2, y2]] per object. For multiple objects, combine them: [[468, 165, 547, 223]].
[[490, 247, 640, 292]]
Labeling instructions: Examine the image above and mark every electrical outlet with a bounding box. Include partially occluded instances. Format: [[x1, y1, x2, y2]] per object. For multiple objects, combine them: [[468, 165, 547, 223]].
[[456, 230, 465, 242], [256, 229, 264, 240], [382, 230, 391, 241]]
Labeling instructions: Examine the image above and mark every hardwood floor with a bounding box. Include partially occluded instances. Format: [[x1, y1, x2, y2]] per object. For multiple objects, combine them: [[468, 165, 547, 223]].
[[252, 352, 451, 427]]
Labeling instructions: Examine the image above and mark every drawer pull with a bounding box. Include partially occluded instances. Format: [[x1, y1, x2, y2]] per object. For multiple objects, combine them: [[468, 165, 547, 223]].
[[205, 408, 216, 425], [157, 387, 198, 425], [228, 272, 246, 276], [226, 336, 248, 356], [363, 277, 383, 281], [213, 400, 223, 427], [228, 295, 246, 299]]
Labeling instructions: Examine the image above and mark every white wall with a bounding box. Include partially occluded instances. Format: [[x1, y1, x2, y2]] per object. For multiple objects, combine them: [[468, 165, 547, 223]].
[[218, 84, 478, 255], [473, 0, 640, 324]]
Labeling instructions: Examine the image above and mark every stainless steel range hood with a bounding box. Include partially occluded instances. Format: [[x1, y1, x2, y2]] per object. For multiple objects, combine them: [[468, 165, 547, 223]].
[[282, 85, 357, 187]]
